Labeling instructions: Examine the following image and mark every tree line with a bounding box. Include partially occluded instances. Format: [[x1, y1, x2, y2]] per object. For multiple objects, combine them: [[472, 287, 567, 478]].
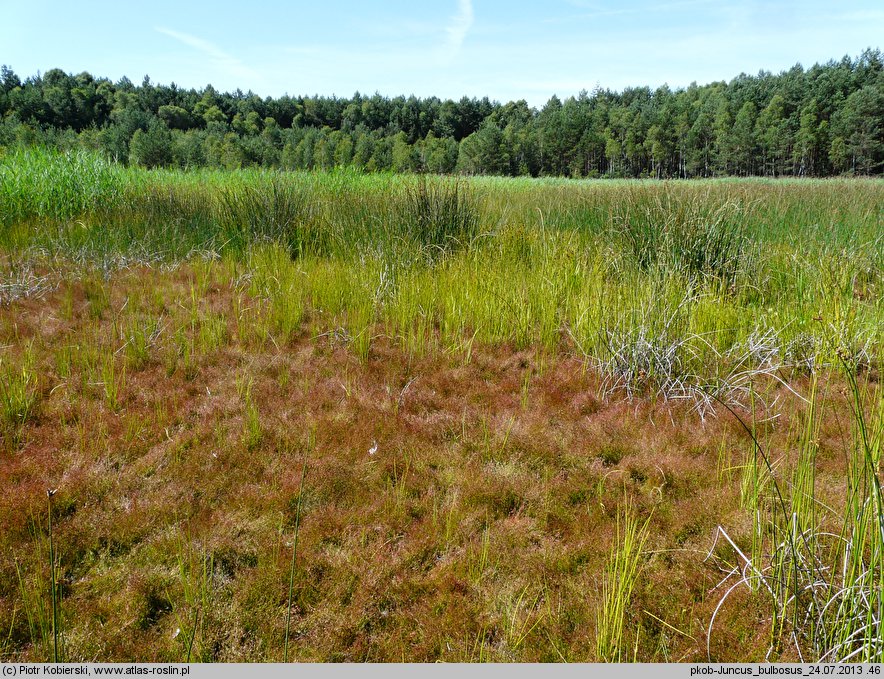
[[1, 49, 882, 177]]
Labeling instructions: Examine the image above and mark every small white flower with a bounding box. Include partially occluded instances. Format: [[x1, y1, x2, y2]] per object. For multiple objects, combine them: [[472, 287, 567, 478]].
[[368, 440, 378, 456]]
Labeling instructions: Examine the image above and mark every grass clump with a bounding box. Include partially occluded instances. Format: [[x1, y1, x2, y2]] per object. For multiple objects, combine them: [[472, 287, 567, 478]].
[[707, 365, 884, 662], [101, 353, 125, 413], [173, 538, 215, 662], [0, 356, 38, 449], [217, 174, 312, 256], [400, 176, 480, 259], [237, 375, 263, 451], [247, 245, 305, 341], [615, 189, 749, 288], [596, 502, 651, 662]]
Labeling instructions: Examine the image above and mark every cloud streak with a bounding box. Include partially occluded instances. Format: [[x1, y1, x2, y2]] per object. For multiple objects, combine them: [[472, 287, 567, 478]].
[[442, 0, 474, 60], [155, 27, 258, 82]]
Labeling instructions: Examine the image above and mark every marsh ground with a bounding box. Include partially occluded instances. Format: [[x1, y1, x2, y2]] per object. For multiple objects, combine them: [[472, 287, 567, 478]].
[[0, 153, 881, 662]]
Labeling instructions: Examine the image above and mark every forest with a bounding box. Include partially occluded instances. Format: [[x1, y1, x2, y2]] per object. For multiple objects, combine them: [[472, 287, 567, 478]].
[[1, 48, 882, 178]]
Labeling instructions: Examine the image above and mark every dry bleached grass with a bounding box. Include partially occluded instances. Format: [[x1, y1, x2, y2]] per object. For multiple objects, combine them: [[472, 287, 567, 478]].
[[0, 150, 881, 662]]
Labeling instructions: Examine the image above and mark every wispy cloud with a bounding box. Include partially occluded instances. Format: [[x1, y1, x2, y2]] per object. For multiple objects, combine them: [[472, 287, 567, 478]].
[[279, 2, 474, 75], [155, 27, 258, 82], [442, 0, 474, 60]]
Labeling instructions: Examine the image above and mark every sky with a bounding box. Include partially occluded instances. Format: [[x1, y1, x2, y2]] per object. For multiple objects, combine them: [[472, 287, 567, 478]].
[[2, 0, 883, 106]]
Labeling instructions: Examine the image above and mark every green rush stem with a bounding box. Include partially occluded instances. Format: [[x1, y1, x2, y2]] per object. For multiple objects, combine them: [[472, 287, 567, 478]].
[[48, 493, 58, 663], [283, 455, 309, 663], [185, 608, 199, 663]]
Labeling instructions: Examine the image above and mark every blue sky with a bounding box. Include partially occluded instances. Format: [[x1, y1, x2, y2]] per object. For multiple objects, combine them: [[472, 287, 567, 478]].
[[2, 1, 882, 106]]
